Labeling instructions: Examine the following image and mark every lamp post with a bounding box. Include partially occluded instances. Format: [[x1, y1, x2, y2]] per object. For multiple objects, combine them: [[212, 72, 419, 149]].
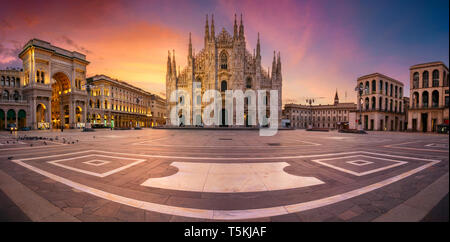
[[84, 83, 94, 129], [354, 85, 367, 131], [306, 98, 315, 129]]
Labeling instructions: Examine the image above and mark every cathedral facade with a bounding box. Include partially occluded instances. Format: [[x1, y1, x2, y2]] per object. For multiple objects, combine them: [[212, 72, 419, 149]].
[[166, 14, 282, 127]]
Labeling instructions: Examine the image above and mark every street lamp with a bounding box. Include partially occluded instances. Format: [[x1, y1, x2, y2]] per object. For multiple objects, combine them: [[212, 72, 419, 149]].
[[354, 85, 368, 131], [84, 83, 94, 129], [306, 98, 315, 129]]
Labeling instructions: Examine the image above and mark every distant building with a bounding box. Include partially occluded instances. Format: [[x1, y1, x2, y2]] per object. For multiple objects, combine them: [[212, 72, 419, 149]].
[[356, 73, 406, 131], [150, 94, 166, 126], [408, 61, 449, 132], [0, 69, 26, 129], [86, 74, 161, 128], [283, 91, 357, 129]]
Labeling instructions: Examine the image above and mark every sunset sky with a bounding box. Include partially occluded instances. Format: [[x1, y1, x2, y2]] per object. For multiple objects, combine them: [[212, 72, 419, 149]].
[[0, 0, 448, 105]]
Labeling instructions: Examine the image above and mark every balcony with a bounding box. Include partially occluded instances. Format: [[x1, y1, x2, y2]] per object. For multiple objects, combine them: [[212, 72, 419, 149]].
[[361, 108, 405, 115], [409, 105, 448, 110], [0, 99, 28, 105]]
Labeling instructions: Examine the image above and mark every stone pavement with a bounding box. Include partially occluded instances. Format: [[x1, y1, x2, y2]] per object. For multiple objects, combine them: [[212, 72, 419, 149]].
[[0, 129, 448, 221]]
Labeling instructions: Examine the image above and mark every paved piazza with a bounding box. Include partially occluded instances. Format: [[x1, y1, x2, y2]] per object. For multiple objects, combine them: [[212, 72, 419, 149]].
[[0, 129, 448, 222]]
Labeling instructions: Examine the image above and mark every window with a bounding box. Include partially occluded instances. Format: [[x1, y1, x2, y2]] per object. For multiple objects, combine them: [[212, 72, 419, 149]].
[[2, 90, 9, 100], [422, 91, 429, 107], [365, 82, 369, 94], [220, 51, 228, 70], [413, 72, 419, 88], [372, 80, 376, 93], [432, 70, 439, 87], [432, 90, 439, 107], [379, 80, 383, 94], [371, 97, 376, 109], [246, 77, 252, 89], [412, 92, 419, 108], [444, 72, 448, 87], [422, 71, 429, 88], [221, 80, 227, 92], [445, 96, 449, 108], [395, 86, 398, 98], [390, 84, 393, 96], [399, 87, 402, 98]]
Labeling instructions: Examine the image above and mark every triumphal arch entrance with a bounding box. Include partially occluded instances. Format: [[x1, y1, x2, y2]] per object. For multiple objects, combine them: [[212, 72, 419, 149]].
[[19, 39, 89, 129]]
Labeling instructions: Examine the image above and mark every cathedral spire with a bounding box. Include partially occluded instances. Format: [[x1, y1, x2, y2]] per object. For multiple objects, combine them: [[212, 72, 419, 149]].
[[188, 32, 192, 58], [334, 89, 339, 105], [276, 52, 281, 74], [239, 14, 244, 40], [233, 14, 238, 40], [211, 14, 215, 42], [272, 51, 277, 79], [256, 32, 261, 58], [167, 50, 172, 77], [204, 14, 209, 46], [172, 49, 176, 77]]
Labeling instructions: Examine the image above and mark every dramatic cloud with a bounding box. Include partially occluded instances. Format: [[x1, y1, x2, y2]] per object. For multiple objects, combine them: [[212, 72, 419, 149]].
[[0, 0, 448, 103]]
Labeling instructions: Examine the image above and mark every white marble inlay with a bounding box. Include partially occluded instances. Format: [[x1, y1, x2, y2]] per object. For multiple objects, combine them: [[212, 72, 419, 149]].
[[312, 155, 407, 176], [47, 154, 146, 177], [82, 159, 111, 166], [346, 160, 374, 166], [10, 152, 441, 220], [141, 162, 324, 193]]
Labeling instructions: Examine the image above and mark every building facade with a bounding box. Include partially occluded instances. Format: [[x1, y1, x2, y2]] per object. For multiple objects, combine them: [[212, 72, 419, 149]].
[[284, 91, 357, 129], [150, 94, 167, 126], [356, 73, 406, 131], [166, 14, 282, 127], [0, 69, 27, 129], [86, 75, 163, 128], [1, 39, 91, 130], [408, 61, 449, 132]]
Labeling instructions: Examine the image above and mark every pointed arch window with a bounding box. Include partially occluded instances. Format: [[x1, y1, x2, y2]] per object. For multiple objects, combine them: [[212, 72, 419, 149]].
[[246, 77, 252, 89], [220, 51, 228, 70]]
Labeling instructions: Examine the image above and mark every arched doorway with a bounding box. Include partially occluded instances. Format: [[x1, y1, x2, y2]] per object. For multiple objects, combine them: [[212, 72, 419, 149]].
[[51, 72, 71, 129], [36, 103, 47, 129], [18, 110, 26, 128], [7, 109, 16, 125], [0, 109, 5, 129]]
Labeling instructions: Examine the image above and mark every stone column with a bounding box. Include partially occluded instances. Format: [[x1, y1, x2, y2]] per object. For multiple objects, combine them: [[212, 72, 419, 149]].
[[47, 101, 52, 129], [32, 97, 37, 129]]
